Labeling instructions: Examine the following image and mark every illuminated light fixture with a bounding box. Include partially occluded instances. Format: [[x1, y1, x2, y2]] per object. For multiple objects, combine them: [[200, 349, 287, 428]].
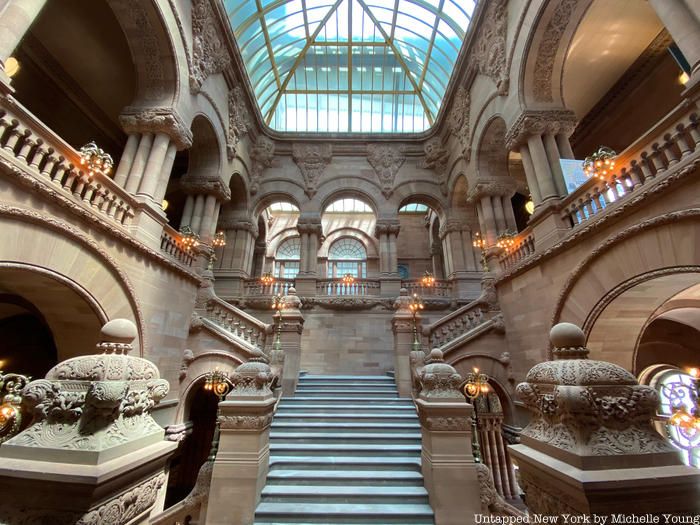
[[179, 225, 199, 251], [161, 199, 169, 211], [669, 367, 700, 433], [421, 271, 436, 287], [679, 72, 690, 86], [3, 57, 20, 78], [272, 293, 286, 351], [583, 146, 616, 180], [525, 199, 535, 215], [79, 141, 114, 178], [408, 294, 425, 352], [472, 231, 488, 272], [0, 371, 30, 444], [212, 230, 227, 248], [463, 366, 490, 463], [341, 273, 356, 285], [496, 231, 517, 253], [260, 272, 275, 286]]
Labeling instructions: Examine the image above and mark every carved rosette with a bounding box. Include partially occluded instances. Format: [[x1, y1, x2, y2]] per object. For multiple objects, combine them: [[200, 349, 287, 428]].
[[366, 144, 406, 198], [249, 135, 275, 194], [5, 320, 169, 454], [517, 323, 677, 460], [292, 143, 332, 198], [504, 110, 578, 151], [227, 86, 252, 160], [180, 177, 232, 202], [419, 137, 450, 195], [190, 0, 231, 92], [473, 0, 509, 95], [447, 86, 471, 159], [119, 107, 193, 150]]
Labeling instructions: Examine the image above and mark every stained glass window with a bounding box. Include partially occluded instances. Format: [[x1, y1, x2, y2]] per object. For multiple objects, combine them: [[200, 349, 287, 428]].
[[656, 369, 700, 468], [226, 0, 475, 133]]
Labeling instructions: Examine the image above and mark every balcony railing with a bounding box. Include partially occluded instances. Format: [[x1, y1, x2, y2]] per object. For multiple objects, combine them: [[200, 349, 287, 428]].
[[244, 278, 295, 296], [424, 298, 496, 350], [401, 279, 452, 297], [499, 233, 535, 270], [316, 278, 380, 296], [0, 97, 136, 227], [160, 224, 195, 266], [205, 297, 269, 351], [560, 107, 699, 228]]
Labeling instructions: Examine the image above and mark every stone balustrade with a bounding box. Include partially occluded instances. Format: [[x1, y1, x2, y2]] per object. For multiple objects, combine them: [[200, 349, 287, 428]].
[[160, 224, 195, 266], [316, 278, 380, 296], [0, 97, 136, 227], [424, 299, 493, 349], [499, 231, 535, 270], [560, 107, 699, 227], [401, 278, 452, 297], [204, 297, 269, 351], [244, 277, 294, 296]]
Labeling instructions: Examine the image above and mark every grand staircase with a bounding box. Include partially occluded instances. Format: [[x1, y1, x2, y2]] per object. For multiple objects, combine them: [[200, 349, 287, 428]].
[[254, 375, 435, 524]]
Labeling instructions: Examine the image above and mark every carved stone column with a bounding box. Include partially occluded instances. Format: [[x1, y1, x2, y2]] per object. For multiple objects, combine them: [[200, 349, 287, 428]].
[[415, 349, 482, 524], [0, 0, 47, 89], [295, 216, 323, 296], [277, 287, 305, 396], [375, 219, 401, 297], [392, 288, 419, 398], [180, 178, 232, 244], [468, 179, 517, 245], [509, 323, 700, 516], [206, 350, 277, 525], [439, 218, 481, 299], [214, 217, 259, 297], [0, 319, 176, 523]]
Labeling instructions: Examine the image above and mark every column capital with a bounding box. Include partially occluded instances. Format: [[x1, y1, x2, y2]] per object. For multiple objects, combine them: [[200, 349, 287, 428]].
[[119, 106, 193, 150], [505, 109, 577, 150], [217, 217, 258, 236], [466, 177, 518, 203], [180, 176, 231, 202], [374, 219, 401, 238], [296, 217, 323, 237], [439, 218, 470, 239]]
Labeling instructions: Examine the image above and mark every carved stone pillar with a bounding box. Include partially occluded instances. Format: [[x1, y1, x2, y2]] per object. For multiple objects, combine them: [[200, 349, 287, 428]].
[[468, 179, 517, 246], [214, 217, 259, 297], [0, 319, 176, 523], [430, 239, 445, 280], [295, 216, 323, 296], [439, 218, 481, 298], [415, 349, 482, 524], [277, 287, 305, 396], [392, 288, 420, 398], [180, 178, 232, 244], [649, 0, 700, 88], [375, 219, 401, 297], [206, 350, 277, 525], [509, 323, 700, 516], [0, 0, 47, 89]]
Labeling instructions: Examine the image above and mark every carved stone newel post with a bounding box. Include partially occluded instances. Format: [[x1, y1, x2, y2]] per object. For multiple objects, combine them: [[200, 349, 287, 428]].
[[393, 287, 420, 398], [206, 349, 277, 525], [0, 319, 176, 524], [415, 349, 482, 524], [510, 322, 700, 516], [278, 286, 305, 395]]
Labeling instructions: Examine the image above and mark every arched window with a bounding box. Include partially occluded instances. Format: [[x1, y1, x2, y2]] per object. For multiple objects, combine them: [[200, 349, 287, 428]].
[[274, 237, 300, 279], [327, 238, 367, 278], [654, 368, 700, 468]]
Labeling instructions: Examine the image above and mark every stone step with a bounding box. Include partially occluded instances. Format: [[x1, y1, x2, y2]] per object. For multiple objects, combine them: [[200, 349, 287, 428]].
[[270, 443, 421, 457], [281, 396, 414, 405], [269, 432, 421, 444], [265, 469, 424, 487], [268, 455, 422, 472], [297, 382, 397, 388], [261, 485, 429, 505], [298, 375, 395, 381], [255, 502, 434, 524], [273, 412, 418, 423], [270, 421, 421, 433], [276, 404, 417, 414], [290, 389, 400, 398]]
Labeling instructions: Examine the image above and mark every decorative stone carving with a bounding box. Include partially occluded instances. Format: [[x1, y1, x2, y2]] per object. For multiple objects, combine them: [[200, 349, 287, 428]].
[[419, 137, 450, 195], [79, 473, 165, 525], [466, 178, 517, 203], [3, 319, 169, 458], [281, 286, 303, 311], [447, 86, 471, 159], [504, 109, 578, 151], [180, 177, 232, 202], [179, 349, 195, 381], [249, 135, 275, 195], [473, 0, 509, 95], [296, 219, 324, 239], [218, 414, 274, 430], [229, 348, 275, 396], [417, 349, 464, 399], [119, 107, 193, 150], [227, 86, 252, 160], [476, 275, 499, 311], [366, 144, 406, 198], [190, 0, 231, 92], [292, 143, 332, 198], [374, 220, 401, 238], [165, 422, 192, 442], [476, 463, 521, 516]]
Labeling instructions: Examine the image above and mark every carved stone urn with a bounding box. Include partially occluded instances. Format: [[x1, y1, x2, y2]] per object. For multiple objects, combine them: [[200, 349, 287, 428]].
[[509, 322, 700, 516]]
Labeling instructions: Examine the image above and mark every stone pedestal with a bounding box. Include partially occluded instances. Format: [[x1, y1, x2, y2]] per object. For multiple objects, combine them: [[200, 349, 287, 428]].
[[130, 198, 169, 251], [379, 276, 402, 297], [510, 323, 700, 516], [415, 350, 482, 525], [392, 288, 419, 398], [278, 287, 305, 396], [206, 355, 277, 525], [529, 200, 569, 251], [0, 319, 176, 523], [293, 276, 317, 297]]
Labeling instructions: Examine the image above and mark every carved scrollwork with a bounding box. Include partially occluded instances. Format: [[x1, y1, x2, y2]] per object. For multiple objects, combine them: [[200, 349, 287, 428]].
[[190, 0, 231, 93], [448, 86, 471, 159], [366, 144, 406, 198], [292, 143, 332, 198], [218, 414, 274, 430], [119, 107, 193, 150], [249, 136, 276, 194], [227, 86, 252, 160], [473, 0, 509, 95], [419, 137, 450, 195]]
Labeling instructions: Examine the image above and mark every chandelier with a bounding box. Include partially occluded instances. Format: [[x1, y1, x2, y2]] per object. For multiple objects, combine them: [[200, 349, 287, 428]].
[[260, 272, 275, 286], [583, 146, 616, 180], [79, 141, 114, 178], [204, 368, 233, 400], [421, 271, 436, 287], [669, 367, 700, 433], [341, 273, 356, 285], [212, 230, 227, 248], [496, 231, 517, 253], [179, 225, 199, 251]]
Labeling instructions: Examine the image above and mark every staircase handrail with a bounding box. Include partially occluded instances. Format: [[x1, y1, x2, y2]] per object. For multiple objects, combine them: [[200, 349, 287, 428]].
[[204, 296, 271, 351]]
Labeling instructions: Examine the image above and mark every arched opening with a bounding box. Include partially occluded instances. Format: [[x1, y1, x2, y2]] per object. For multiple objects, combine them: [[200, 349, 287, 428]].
[[165, 379, 220, 506], [327, 237, 368, 279], [396, 200, 445, 285], [263, 201, 301, 284]]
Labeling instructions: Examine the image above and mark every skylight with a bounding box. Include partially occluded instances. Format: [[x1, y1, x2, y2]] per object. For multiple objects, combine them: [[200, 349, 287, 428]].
[[267, 202, 300, 213], [324, 198, 373, 213], [399, 203, 428, 213], [226, 0, 475, 133]]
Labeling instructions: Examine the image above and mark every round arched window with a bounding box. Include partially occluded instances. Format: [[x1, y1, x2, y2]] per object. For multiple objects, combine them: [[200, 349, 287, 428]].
[[327, 238, 367, 278], [274, 237, 300, 279]]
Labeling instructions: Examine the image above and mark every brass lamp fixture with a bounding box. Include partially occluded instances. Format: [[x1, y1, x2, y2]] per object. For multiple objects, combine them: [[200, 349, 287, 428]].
[[341, 273, 356, 285], [212, 231, 227, 248], [408, 293, 425, 352], [79, 141, 114, 178], [421, 271, 436, 287], [272, 293, 286, 352], [0, 371, 30, 444], [463, 367, 490, 463], [669, 367, 700, 433], [203, 367, 235, 460], [496, 231, 517, 253], [260, 272, 276, 287], [472, 232, 488, 272], [583, 146, 616, 180], [179, 225, 200, 252]]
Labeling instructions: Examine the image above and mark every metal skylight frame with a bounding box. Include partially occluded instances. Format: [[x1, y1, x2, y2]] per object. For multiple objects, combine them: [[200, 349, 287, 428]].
[[226, 0, 474, 133]]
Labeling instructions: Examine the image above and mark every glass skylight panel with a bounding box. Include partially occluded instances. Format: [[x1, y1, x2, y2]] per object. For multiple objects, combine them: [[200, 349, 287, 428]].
[[227, 0, 473, 133]]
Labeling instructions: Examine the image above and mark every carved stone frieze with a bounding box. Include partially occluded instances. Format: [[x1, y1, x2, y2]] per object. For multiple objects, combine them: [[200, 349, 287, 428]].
[[119, 107, 193, 150], [517, 470, 579, 515], [180, 177, 232, 202], [419, 137, 450, 194], [292, 143, 332, 198], [473, 0, 509, 95], [249, 135, 275, 195], [447, 86, 471, 159], [190, 0, 231, 93], [227, 86, 252, 160], [218, 414, 274, 430], [504, 109, 578, 150], [466, 178, 518, 203], [217, 217, 258, 237], [79, 473, 165, 525], [366, 144, 406, 198]]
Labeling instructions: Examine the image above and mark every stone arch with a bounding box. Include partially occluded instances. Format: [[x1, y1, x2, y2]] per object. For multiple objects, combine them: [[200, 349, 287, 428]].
[[392, 186, 448, 223], [252, 185, 305, 219], [476, 116, 510, 180], [320, 230, 378, 259], [188, 114, 223, 180], [0, 206, 146, 356], [267, 228, 301, 259], [318, 186, 380, 218]]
